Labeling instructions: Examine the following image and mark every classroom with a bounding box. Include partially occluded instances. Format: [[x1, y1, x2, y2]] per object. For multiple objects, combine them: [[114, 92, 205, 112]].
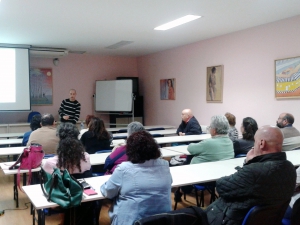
[[1, 1, 300, 225]]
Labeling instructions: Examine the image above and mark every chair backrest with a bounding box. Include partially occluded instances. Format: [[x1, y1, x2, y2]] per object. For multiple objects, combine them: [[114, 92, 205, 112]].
[[27, 111, 41, 123], [95, 150, 112, 154], [235, 154, 246, 158], [151, 134, 164, 138], [147, 127, 165, 131], [113, 135, 127, 140], [118, 128, 127, 133], [291, 197, 300, 225], [72, 170, 93, 179], [242, 201, 289, 225]]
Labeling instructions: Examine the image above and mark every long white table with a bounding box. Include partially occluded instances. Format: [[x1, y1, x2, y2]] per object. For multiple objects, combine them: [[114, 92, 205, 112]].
[[0, 146, 24, 156], [107, 125, 175, 132], [0, 132, 24, 139], [0, 138, 22, 146], [155, 134, 211, 144], [113, 128, 178, 138]]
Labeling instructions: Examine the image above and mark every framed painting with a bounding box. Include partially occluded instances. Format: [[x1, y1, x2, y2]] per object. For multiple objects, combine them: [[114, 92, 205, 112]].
[[275, 56, 300, 99], [206, 65, 223, 103], [160, 78, 176, 100], [30, 68, 53, 105]]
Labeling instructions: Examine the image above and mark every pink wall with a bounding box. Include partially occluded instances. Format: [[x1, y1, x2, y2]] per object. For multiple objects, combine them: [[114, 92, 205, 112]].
[[137, 15, 300, 131], [0, 54, 138, 124]]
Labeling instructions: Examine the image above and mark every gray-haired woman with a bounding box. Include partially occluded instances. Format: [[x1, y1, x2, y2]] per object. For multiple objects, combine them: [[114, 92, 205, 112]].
[[104, 121, 145, 174], [187, 115, 234, 164]]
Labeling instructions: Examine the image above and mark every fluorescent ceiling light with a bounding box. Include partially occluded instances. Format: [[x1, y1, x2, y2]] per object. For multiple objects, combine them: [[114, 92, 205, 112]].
[[154, 15, 201, 31]]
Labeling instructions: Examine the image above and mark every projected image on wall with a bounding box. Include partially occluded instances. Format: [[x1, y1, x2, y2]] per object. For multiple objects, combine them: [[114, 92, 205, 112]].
[[0, 48, 16, 103], [30, 68, 53, 105]]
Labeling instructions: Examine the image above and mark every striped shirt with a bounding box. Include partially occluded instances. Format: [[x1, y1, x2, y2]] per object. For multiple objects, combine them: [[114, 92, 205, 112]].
[[58, 98, 81, 124]]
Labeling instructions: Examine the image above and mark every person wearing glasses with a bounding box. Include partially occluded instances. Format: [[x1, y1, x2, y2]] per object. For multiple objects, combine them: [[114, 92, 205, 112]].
[[276, 113, 300, 151]]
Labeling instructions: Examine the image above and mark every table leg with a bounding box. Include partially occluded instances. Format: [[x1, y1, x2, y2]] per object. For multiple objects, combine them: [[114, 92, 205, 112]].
[[37, 209, 45, 225], [23, 173, 27, 186], [32, 207, 35, 225], [13, 174, 19, 208]]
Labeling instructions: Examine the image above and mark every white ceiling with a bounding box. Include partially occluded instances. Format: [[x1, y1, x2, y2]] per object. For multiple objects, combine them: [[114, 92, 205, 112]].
[[1, 0, 300, 57]]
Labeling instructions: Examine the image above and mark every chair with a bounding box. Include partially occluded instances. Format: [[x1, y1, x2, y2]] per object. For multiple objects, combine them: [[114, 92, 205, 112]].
[[27, 111, 41, 123], [147, 127, 165, 131], [118, 128, 127, 133], [282, 197, 300, 225], [241, 201, 289, 225], [235, 154, 246, 158], [113, 135, 127, 140]]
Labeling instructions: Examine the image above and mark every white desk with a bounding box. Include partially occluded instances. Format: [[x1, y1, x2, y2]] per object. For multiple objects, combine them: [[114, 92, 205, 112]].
[[113, 128, 178, 138], [111, 139, 125, 147], [0, 146, 24, 156], [163, 145, 190, 155], [154, 134, 211, 145], [0, 138, 22, 146], [107, 125, 175, 132], [0, 132, 24, 139]]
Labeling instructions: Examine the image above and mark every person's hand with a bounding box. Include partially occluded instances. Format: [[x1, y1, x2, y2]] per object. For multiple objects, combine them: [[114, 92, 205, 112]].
[[179, 132, 185, 136], [246, 147, 255, 163], [63, 115, 69, 120]]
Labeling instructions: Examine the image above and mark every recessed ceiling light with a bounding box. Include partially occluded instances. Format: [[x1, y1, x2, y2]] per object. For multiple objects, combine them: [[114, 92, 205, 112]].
[[154, 15, 201, 31]]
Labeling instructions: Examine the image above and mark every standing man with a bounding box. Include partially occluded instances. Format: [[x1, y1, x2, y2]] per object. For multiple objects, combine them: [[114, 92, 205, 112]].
[[58, 89, 81, 124], [276, 112, 300, 151], [177, 109, 202, 136]]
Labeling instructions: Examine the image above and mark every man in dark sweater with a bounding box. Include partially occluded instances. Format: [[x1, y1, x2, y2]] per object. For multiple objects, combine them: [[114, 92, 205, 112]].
[[58, 89, 81, 124], [276, 113, 300, 151], [176, 109, 202, 135], [205, 125, 296, 225]]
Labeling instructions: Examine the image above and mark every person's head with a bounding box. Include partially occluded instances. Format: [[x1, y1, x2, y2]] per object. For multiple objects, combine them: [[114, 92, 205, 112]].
[[56, 122, 86, 172], [69, 89, 77, 102], [126, 131, 161, 164], [89, 117, 110, 139], [167, 79, 173, 87], [211, 67, 216, 74], [41, 113, 54, 126], [85, 115, 95, 128], [277, 113, 294, 128], [252, 125, 283, 157], [225, 112, 236, 127], [181, 109, 193, 123], [209, 115, 229, 136], [30, 114, 42, 131], [127, 121, 145, 136], [56, 122, 79, 140], [241, 117, 258, 141]]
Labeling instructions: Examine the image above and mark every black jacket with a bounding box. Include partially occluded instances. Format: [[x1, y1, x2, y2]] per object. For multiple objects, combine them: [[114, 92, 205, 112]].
[[205, 152, 296, 225], [176, 116, 202, 135]]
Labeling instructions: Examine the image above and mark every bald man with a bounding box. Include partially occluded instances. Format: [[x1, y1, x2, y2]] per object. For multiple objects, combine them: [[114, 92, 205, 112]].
[[176, 109, 202, 136], [276, 113, 300, 151], [205, 125, 296, 225]]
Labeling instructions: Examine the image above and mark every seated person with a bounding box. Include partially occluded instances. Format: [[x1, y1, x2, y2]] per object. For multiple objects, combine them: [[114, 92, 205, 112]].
[[284, 166, 300, 220], [42, 122, 93, 225], [22, 114, 41, 146], [78, 114, 95, 139], [225, 112, 238, 141], [104, 121, 145, 175], [175, 115, 234, 201], [205, 125, 296, 225], [176, 108, 202, 136], [43, 122, 91, 174], [277, 113, 300, 151], [233, 117, 258, 156], [188, 115, 234, 164], [27, 113, 59, 154], [80, 117, 112, 154], [100, 131, 172, 225]]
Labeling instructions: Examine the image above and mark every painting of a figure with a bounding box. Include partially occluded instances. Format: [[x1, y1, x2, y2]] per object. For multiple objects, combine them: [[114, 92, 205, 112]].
[[206, 65, 223, 103], [160, 78, 175, 100], [30, 68, 53, 105], [275, 56, 300, 99]]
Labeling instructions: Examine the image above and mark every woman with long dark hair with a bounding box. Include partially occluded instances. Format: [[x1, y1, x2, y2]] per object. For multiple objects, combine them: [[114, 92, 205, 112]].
[[43, 122, 91, 174], [80, 117, 112, 154], [233, 117, 258, 156]]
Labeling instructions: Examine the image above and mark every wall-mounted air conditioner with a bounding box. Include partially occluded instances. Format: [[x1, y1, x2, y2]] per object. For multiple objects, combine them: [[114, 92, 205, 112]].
[[30, 48, 69, 58]]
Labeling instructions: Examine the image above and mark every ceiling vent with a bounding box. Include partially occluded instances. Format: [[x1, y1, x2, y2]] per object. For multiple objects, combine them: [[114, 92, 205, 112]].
[[30, 47, 69, 58], [106, 41, 134, 49]]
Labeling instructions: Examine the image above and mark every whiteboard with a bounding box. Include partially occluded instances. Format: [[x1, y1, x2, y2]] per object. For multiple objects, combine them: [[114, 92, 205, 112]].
[[95, 80, 133, 112]]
